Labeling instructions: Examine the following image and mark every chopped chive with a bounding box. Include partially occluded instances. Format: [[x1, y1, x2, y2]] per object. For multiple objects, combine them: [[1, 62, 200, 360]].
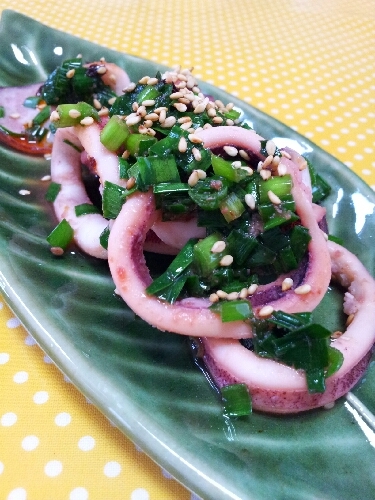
[[23, 96, 42, 109], [210, 299, 252, 322], [328, 234, 344, 245], [46, 219, 74, 249], [31, 105, 51, 126], [53, 102, 99, 128], [0, 105, 5, 118], [74, 203, 101, 216], [100, 115, 130, 151], [102, 181, 127, 219], [99, 225, 110, 250], [119, 157, 131, 179], [45, 182, 61, 202], [221, 383, 252, 417]]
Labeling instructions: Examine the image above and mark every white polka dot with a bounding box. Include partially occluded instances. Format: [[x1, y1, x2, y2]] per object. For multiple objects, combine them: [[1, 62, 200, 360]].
[[103, 461, 121, 478], [43, 355, 53, 364], [1, 412, 17, 426], [44, 460, 63, 477], [7, 487, 27, 500], [0, 302, 3, 310], [69, 487, 89, 500], [0, 353, 10, 364], [33, 391, 49, 404], [24, 335, 36, 346], [6, 317, 21, 329], [78, 436, 95, 451], [13, 371, 28, 384], [55, 412, 71, 427], [162, 468, 173, 479], [130, 488, 150, 500], [0, 461, 4, 474], [21, 435, 39, 451]]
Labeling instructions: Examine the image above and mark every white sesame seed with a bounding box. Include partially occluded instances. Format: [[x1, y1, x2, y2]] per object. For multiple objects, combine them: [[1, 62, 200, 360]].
[[281, 150, 292, 159], [277, 163, 287, 176], [192, 147, 202, 161], [145, 113, 159, 121], [281, 277, 294, 291], [241, 166, 253, 175], [239, 288, 249, 299], [66, 69, 75, 78], [147, 77, 158, 86], [43, 154, 52, 161], [170, 92, 184, 100], [268, 190, 282, 205], [209, 293, 219, 303], [98, 107, 109, 117], [244, 193, 256, 210], [196, 169, 206, 179], [272, 156, 281, 167], [226, 119, 234, 126], [80, 116, 94, 126], [142, 99, 156, 107], [299, 159, 308, 171], [232, 161, 242, 169], [260, 169, 271, 180], [346, 313, 355, 326], [158, 109, 166, 123], [220, 255, 233, 267], [227, 292, 239, 301], [97, 66, 107, 75], [143, 120, 153, 128], [138, 76, 149, 84], [123, 82, 136, 93], [188, 170, 199, 187], [93, 98, 102, 110], [174, 102, 188, 113], [223, 145, 238, 157], [215, 99, 225, 108], [211, 240, 226, 253], [188, 133, 203, 144], [207, 108, 217, 118], [126, 114, 142, 126], [19, 189, 30, 196], [194, 97, 209, 114], [178, 116, 192, 124], [122, 150, 130, 159], [154, 106, 168, 113], [212, 116, 224, 124], [146, 128, 156, 136], [178, 137, 187, 153], [132, 102, 139, 112], [161, 116, 177, 128], [68, 109, 81, 119], [40, 174, 51, 181], [257, 161, 264, 171], [239, 149, 250, 161], [126, 177, 136, 189], [136, 105, 147, 117], [262, 155, 274, 168], [248, 284, 258, 295], [265, 140, 277, 157], [49, 110, 60, 122], [258, 305, 274, 317], [294, 284, 312, 295], [9, 112, 21, 119], [216, 290, 228, 299], [138, 125, 148, 134]]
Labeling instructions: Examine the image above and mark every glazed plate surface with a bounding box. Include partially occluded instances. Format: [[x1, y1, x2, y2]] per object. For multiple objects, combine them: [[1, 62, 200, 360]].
[[1, 10, 375, 500]]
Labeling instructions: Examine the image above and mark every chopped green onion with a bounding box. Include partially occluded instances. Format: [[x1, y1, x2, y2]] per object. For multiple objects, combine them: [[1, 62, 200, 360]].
[[74, 203, 101, 216], [221, 383, 252, 417], [99, 225, 110, 250], [328, 234, 344, 245], [45, 182, 61, 202], [102, 181, 127, 219], [119, 157, 131, 179], [46, 219, 74, 249], [0, 106, 5, 118], [193, 233, 226, 277], [219, 191, 245, 222], [125, 133, 157, 156], [211, 154, 249, 183], [53, 102, 99, 128], [189, 176, 230, 210], [31, 105, 51, 126], [210, 299, 252, 322], [100, 115, 130, 151]]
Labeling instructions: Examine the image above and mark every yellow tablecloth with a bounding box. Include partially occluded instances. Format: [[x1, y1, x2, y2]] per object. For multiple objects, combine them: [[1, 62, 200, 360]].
[[0, 0, 374, 499]]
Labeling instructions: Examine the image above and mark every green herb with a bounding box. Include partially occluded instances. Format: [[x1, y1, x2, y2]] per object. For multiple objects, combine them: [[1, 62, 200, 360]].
[[45, 182, 61, 202], [100, 115, 130, 151], [221, 383, 252, 417], [99, 225, 110, 250], [74, 203, 101, 217], [46, 219, 74, 249]]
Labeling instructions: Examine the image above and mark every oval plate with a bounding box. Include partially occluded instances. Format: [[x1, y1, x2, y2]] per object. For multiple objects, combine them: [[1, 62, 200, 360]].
[[1, 9, 375, 500]]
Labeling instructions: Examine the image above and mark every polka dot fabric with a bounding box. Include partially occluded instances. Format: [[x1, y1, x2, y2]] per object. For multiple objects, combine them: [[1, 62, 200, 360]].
[[0, 0, 374, 499]]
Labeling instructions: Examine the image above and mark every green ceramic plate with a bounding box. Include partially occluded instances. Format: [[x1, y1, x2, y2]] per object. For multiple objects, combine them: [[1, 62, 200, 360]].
[[1, 10, 375, 500]]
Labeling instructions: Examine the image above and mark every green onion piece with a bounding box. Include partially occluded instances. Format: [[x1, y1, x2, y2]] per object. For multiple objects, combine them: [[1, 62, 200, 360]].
[[155, 275, 189, 303], [290, 225, 311, 262], [136, 85, 160, 104], [258, 174, 293, 205], [136, 154, 181, 187], [0, 106, 4, 118], [193, 233, 226, 277], [226, 230, 258, 266], [74, 203, 101, 216], [102, 181, 127, 219], [328, 234, 344, 245], [219, 191, 245, 222], [100, 115, 130, 151], [189, 176, 230, 210], [125, 133, 157, 156], [210, 299, 252, 322], [45, 182, 61, 202], [305, 157, 331, 203], [99, 225, 110, 250], [119, 157, 131, 179], [153, 182, 189, 195], [23, 96, 42, 109], [146, 239, 196, 296], [46, 219, 74, 249], [221, 383, 252, 417], [53, 102, 99, 128], [211, 154, 249, 183], [325, 346, 344, 377], [31, 105, 51, 126], [221, 108, 241, 121]]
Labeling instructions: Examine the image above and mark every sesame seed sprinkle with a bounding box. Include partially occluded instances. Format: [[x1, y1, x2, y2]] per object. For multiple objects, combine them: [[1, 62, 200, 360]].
[[68, 109, 81, 119], [19, 189, 30, 196], [268, 190, 282, 205], [265, 140, 277, 157], [211, 240, 226, 253], [227, 292, 239, 301], [50, 247, 64, 256], [294, 284, 312, 295], [9, 113, 20, 119], [258, 305, 274, 317], [216, 290, 228, 299], [178, 137, 187, 153], [188, 133, 203, 144], [220, 255, 233, 267], [50, 111, 60, 122], [244, 193, 256, 209], [282, 278, 294, 291], [223, 145, 238, 157], [188, 170, 199, 187], [80, 116, 94, 126], [192, 147, 202, 161], [66, 69, 75, 78], [248, 284, 258, 295]]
